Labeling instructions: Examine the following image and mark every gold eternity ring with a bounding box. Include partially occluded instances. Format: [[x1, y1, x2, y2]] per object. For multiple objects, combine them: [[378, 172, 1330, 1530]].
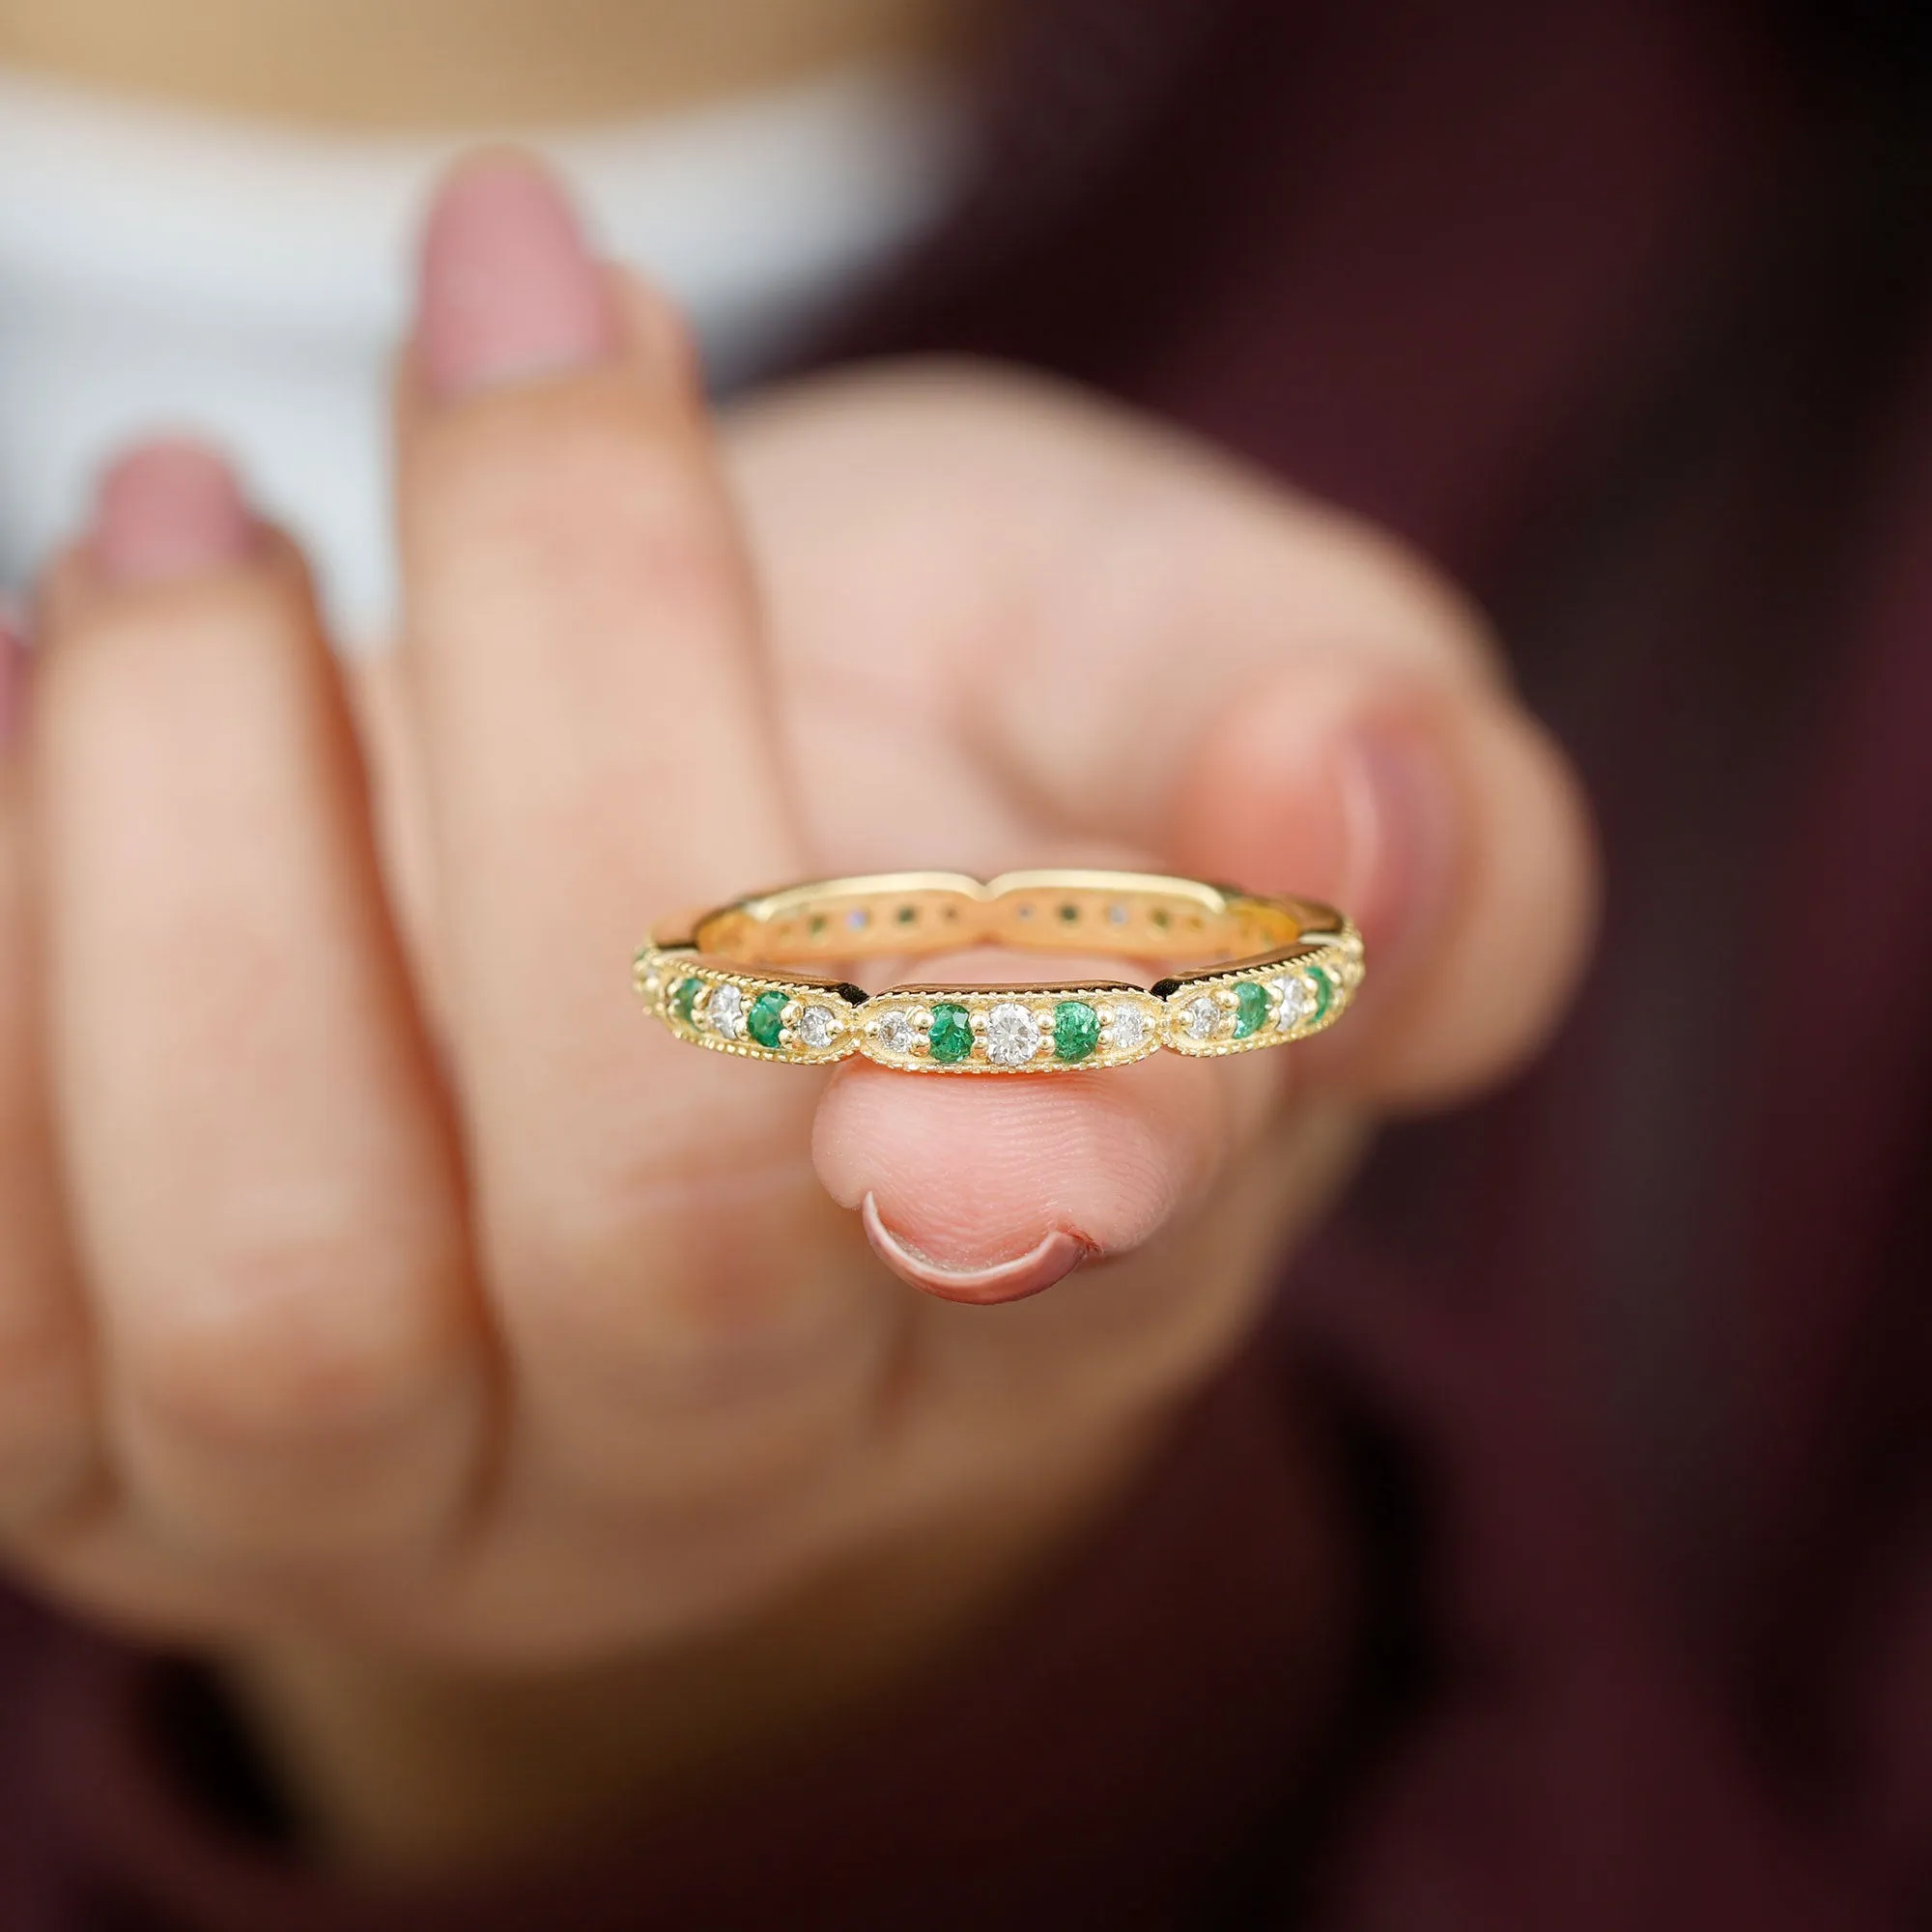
[[636, 870, 1363, 1074]]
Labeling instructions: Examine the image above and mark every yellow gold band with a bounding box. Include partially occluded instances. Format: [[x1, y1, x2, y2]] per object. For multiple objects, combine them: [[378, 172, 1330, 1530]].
[[636, 870, 1363, 1074]]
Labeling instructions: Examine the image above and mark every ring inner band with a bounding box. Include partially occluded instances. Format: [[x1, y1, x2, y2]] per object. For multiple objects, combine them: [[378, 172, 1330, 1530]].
[[672, 869, 1330, 971]]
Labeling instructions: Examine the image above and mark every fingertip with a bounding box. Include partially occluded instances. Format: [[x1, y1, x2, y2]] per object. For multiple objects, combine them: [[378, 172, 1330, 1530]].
[[1171, 664, 1460, 982], [89, 440, 257, 589], [1172, 650, 1599, 1111], [861, 1193, 1093, 1305], [816, 1054, 1255, 1299], [1321, 687, 1599, 1108], [415, 149, 618, 400]]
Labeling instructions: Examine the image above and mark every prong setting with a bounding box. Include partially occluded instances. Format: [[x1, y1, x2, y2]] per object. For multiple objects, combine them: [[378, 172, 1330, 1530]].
[[639, 874, 1361, 1070]]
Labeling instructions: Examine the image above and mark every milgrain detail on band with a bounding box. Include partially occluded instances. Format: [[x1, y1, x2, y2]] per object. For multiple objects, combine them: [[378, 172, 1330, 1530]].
[[637, 871, 1363, 1073], [633, 955, 868, 1065], [1153, 936, 1362, 1058]]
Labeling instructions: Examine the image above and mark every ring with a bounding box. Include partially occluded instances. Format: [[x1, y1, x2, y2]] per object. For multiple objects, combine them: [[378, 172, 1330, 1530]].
[[636, 870, 1363, 1074]]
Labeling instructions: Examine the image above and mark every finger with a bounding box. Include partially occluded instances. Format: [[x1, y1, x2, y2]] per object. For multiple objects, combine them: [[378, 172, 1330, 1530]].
[[0, 613, 97, 1533], [394, 158, 871, 1486], [760, 374, 1594, 1290], [35, 443, 481, 1563]]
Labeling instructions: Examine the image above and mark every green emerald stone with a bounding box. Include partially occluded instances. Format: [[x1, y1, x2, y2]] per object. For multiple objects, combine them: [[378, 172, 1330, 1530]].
[[1053, 1000, 1100, 1062], [1233, 980, 1269, 1038], [1309, 965, 1334, 1023], [928, 1003, 974, 1064], [747, 988, 788, 1050], [670, 977, 701, 1024]]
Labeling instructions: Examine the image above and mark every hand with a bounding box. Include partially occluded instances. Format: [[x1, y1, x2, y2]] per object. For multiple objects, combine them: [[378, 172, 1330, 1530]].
[[0, 158, 1594, 1867]]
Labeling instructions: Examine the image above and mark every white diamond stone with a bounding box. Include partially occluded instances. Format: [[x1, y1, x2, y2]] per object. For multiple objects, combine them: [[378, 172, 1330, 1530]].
[[875, 1010, 919, 1056], [798, 1005, 839, 1051], [1105, 1004, 1149, 1053], [1270, 974, 1314, 1031], [708, 983, 746, 1038], [984, 1001, 1043, 1066], [1182, 995, 1223, 1041]]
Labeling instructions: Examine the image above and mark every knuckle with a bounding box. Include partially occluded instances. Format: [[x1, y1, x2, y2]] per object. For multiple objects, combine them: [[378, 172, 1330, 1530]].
[[494, 1156, 849, 1388], [126, 1216, 455, 1452]]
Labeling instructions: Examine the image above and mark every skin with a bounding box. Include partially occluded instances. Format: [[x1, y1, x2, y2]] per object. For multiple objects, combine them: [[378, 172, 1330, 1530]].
[[0, 23, 1600, 1871]]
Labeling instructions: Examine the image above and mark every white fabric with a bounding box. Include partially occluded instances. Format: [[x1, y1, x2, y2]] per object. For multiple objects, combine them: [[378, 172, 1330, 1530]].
[[0, 66, 966, 634]]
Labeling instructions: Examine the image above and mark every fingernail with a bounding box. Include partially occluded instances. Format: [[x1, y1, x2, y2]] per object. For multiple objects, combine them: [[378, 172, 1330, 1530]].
[[0, 608, 26, 746], [1336, 719, 1457, 972], [91, 440, 254, 587], [862, 1193, 1094, 1307], [416, 153, 616, 400]]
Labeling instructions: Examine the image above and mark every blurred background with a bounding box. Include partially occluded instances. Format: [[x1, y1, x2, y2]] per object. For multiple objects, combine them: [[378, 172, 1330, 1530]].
[[0, 0, 975, 629]]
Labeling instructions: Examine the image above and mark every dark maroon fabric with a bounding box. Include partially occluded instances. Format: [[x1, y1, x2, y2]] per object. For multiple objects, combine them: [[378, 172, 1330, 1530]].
[[7, 0, 1932, 1923], [0, 1249, 1890, 1929], [0, 1248, 1870, 1930]]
